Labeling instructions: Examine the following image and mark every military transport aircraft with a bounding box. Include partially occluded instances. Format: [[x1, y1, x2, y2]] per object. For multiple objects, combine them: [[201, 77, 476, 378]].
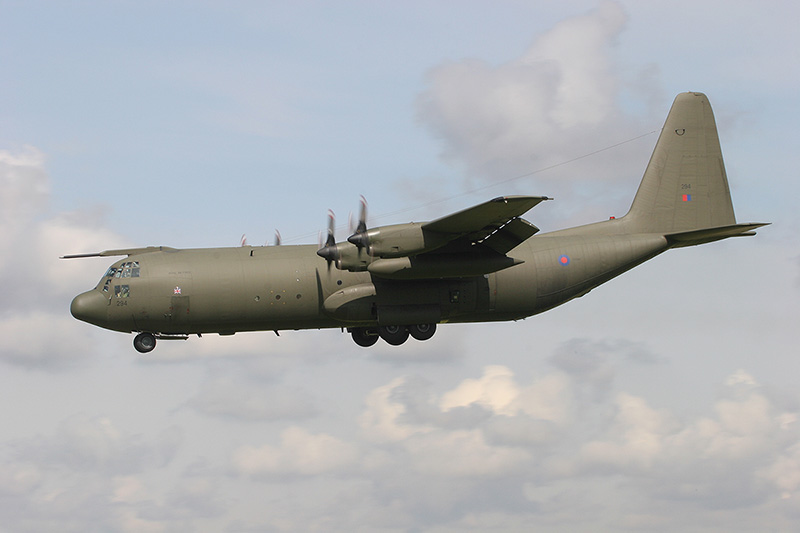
[[65, 92, 767, 353]]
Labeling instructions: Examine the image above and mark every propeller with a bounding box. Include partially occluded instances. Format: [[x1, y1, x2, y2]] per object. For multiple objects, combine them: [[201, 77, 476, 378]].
[[316, 210, 339, 268], [274, 230, 282, 246], [347, 195, 370, 253], [240, 234, 248, 247]]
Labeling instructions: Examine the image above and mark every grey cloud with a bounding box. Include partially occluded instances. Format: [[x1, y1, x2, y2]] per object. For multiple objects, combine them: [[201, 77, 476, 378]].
[[548, 337, 661, 399], [14, 415, 173, 475], [186, 372, 318, 421]]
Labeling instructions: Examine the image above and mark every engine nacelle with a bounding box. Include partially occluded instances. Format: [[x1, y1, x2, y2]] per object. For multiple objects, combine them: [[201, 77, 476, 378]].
[[360, 223, 450, 258]]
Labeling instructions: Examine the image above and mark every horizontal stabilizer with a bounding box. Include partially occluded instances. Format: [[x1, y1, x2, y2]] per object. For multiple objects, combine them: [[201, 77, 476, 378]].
[[666, 222, 770, 248]]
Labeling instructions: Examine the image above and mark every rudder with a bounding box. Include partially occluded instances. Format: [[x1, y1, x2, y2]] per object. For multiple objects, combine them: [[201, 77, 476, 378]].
[[625, 92, 736, 233]]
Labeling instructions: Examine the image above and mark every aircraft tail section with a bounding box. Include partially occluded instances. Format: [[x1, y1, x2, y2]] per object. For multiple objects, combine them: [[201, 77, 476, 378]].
[[624, 92, 737, 234]]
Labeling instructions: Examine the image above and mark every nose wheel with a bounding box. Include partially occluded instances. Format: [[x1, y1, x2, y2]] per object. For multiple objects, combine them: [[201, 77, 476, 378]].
[[133, 332, 157, 353]]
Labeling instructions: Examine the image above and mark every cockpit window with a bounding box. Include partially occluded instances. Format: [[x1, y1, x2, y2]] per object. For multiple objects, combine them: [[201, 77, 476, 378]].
[[99, 262, 140, 291], [105, 262, 140, 279]]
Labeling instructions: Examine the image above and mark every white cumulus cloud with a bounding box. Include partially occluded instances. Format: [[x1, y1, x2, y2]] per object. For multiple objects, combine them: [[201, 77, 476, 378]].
[[0, 146, 127, 369], [417, 1, 653, 189]]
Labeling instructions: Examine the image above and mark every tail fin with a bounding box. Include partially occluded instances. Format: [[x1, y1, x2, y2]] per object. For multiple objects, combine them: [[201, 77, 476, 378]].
[[625, 92, 737, 234]]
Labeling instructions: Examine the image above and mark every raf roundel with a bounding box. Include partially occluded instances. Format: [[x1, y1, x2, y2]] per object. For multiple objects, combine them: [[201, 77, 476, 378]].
[[558, 254, 570, 266]]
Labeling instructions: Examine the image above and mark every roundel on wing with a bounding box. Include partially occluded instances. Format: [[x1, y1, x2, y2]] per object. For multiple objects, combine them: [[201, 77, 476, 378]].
[[558, 254, 570, 266]]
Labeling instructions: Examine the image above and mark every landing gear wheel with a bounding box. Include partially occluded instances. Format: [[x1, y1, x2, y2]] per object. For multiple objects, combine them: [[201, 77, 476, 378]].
[[379, 325, 409, 346], [409, 323, 436, 341], [133, 332, 157, 353], [350, 327, 379, 347]]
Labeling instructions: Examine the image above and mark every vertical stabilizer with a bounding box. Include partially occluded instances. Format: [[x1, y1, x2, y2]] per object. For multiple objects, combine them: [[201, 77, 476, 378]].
[[625, 92, 736, 233]]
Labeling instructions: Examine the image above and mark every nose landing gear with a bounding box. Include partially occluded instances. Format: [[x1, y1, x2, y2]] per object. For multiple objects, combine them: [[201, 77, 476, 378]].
[[132, 332, 188, 353], [133, 332, 157, 353]]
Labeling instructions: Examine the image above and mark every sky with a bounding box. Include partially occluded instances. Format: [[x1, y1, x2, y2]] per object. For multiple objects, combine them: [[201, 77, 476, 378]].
[[1, 1, 798, 531]]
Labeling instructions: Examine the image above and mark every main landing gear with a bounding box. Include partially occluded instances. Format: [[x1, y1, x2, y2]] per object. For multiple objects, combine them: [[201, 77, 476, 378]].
[[348, 324, 437, 347]]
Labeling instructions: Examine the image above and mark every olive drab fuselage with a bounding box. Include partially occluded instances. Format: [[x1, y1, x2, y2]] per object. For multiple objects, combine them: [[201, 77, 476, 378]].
[[78, 231, 670, 336], [66, 93, 768, 352]]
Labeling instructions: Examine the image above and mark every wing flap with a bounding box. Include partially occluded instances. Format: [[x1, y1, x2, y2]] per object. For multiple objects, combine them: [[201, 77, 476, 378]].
[[479, 217, 540, 254], [423, 196, 549, 235]]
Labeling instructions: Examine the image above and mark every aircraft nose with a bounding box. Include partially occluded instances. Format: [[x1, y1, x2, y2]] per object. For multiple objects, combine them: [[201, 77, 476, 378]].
[[70, 290, 108, 326]]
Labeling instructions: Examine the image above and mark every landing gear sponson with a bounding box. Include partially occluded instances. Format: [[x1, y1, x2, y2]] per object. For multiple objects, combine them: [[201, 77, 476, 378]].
[[348, 323, 437, 347], [132, 325, 435, 352]]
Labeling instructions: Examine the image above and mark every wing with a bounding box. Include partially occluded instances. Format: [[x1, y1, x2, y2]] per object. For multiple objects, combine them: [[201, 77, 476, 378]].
[[358, 196, 550, 279], [60, 246, 177, 259]]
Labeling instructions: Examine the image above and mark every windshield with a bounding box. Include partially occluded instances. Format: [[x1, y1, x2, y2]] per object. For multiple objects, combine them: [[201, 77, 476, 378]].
[[99, 261, 140, 292]]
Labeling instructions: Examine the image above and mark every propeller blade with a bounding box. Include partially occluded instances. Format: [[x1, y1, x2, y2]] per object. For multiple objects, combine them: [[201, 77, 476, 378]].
[[274, 230, 281, 246], [356, 195, 367, 234], [240, 234, 248, 247], [347, 196, 370, 252], [326, 210, 336, 247], [317, 210, 339, 267]]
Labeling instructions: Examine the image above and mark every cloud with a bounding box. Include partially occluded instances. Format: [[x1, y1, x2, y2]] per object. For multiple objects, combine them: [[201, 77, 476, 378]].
[[0, 146, 49, 228], [232, 427, 359, 478], [416, 1, 654, 189], [0, 463, 43, 497], [185, 368, 317, 421], [0, 416, 187, 532], [0, 146, 127, 369], [346, 363, 800, 527], [566, 369, 800, 510], [359, 376, 434, 443], [0, 312, 96, 369], [14, 415, 179, 475], [440, 365, 573, 424]]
